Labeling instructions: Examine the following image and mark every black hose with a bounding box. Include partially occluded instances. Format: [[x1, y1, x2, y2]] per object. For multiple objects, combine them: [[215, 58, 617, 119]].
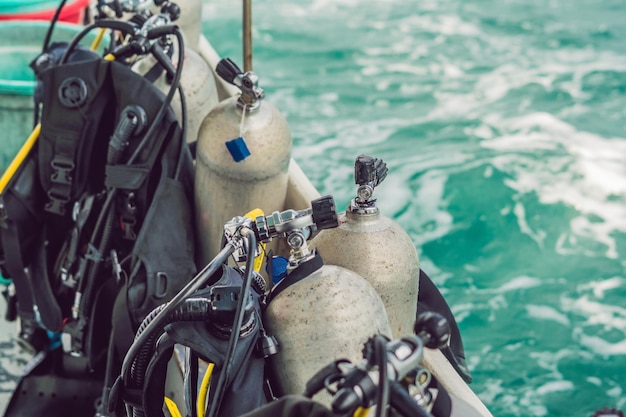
[[121, 242, 237, 386], [59, 19, 138, 65], [128, 298, 212, 417], [206, 230, 257, 417], [129, 28, 185, 165], [375, 335, 390, 417], [42, 0, 68, 52], [184, 350, 199, 417]]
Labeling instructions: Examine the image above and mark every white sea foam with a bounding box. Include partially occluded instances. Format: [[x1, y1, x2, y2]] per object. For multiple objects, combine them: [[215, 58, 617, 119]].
[[577, 277, 625, 299], [536, 380, 575, 395], [513, 200, 547, 248], [526, 304, 570, 326], [574, 330, 626, 356], [479, 112, 626, 259], [496, 276, 543, 292], [563, 295, 626, 330]]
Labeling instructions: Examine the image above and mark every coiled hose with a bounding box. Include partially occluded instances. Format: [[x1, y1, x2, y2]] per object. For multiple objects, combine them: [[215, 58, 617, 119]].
[[129, 298, 213, 417]]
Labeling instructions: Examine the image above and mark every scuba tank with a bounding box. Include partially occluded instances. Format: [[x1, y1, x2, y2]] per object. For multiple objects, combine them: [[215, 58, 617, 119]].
[[172, 0, 203, 51], [260, 196, 393, 401], [130, 6, 220, 144], [195, 58, 292, 264], [311, 155, 419, 337]]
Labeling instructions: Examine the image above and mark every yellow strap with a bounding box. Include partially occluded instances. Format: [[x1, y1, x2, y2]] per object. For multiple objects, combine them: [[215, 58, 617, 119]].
[[243, 208, 266, 272], [164, 396, 182, 417], [0, 124, 41, 194]]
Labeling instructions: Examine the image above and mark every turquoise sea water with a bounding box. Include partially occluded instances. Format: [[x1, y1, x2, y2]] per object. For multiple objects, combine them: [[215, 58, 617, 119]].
[[204, 1, 626, 416], [1, 1, 625, 416]]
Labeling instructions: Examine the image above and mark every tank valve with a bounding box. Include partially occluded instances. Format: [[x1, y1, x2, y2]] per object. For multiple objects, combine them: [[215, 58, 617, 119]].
[[216, 58, 265, 111], [253, 196, 338, 268], [350, 154, 388, 214]]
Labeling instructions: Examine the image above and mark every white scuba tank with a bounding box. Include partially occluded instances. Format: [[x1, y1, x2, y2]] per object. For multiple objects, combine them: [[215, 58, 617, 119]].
[[195, 58, 292, 264], [266, 263, 393, 400], [131, 23, 219, 144], [168, 0, 203, 51], [311, 155, 419, 337], [257, 197, 393, 402]]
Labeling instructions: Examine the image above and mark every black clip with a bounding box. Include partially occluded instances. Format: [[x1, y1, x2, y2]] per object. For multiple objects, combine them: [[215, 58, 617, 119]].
[[45, 190, 71, 216], [50, 156, 74, 185]]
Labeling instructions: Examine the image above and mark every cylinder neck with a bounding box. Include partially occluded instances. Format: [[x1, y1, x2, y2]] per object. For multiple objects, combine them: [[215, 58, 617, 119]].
[[346, 198, 380, 217]]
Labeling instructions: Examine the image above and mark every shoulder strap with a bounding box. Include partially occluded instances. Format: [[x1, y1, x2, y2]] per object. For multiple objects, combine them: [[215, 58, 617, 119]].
[[38, 58, 115, 216]]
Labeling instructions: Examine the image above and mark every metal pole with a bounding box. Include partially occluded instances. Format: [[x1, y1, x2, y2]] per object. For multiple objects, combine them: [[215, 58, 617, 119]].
[[243, 0, 252, 72]]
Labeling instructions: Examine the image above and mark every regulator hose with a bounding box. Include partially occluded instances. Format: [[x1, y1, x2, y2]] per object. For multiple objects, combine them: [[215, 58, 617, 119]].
[[129, 298, 213, 417], [111, 241, 237, 416], [206, 230, 258, 417]]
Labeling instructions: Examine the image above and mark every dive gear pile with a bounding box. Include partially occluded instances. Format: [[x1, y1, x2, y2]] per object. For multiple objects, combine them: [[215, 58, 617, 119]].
[[0, 1, 484, 417], [0, 2, 196, 415]]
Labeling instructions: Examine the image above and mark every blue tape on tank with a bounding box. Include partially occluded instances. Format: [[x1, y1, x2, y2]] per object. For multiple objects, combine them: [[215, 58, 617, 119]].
[[225, 137, 251, 162]]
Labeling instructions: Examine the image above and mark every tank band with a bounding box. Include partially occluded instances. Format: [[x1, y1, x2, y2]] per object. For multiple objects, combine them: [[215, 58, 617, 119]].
[[265, 251, 324, 305]]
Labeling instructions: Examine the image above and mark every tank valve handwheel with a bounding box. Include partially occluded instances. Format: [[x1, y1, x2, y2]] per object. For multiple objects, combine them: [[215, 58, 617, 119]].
[[355, 154, 388, 188], [216, 58, 265, 110], [351, 154, 388, 210], [311, 195, 339, 230]]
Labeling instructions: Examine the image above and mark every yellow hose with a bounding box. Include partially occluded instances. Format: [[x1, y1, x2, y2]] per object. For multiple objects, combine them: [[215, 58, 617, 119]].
[[164, 396, 182, 417], [197, 363, 215, 417], [90, 28, 107, 51]]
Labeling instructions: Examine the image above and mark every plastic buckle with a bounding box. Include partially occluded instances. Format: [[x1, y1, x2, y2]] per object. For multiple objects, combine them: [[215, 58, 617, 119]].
[[45, 190, 71, 215], [50, 156, 75, 185]]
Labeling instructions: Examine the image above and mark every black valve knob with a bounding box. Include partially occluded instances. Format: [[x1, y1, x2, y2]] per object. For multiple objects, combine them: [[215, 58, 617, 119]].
[[161, 2, 180, 21], [414, 311, 451, 349], [311, 195, 338, 231], [354, 154, 388, 187], [216, 58, 243, 85]]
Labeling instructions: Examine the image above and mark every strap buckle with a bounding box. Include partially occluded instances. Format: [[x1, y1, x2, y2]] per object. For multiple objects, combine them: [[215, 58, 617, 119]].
[[50, 156, 75, 186]]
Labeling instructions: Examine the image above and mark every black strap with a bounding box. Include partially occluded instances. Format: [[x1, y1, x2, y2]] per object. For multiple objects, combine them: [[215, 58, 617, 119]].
[[0, 214, 38, 328], [418, 269, 472, 383], [0, 202, 61, 333], [29, 234, 64, 333]]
